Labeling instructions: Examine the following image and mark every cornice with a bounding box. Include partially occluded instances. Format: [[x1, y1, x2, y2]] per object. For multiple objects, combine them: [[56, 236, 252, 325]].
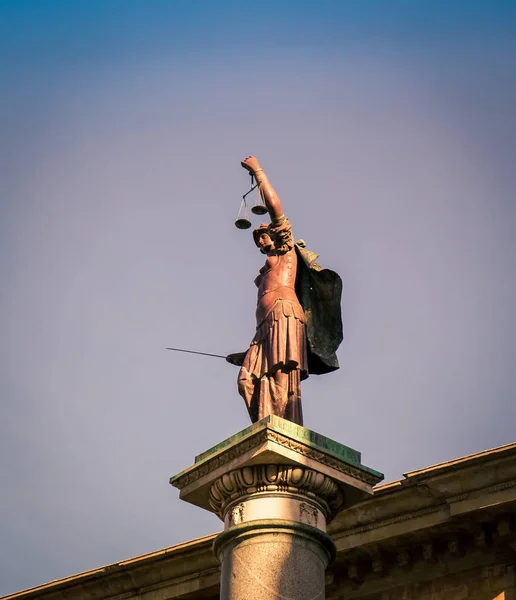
[[447, 478, 516, 504], [335, 504, 445, 538], [330, 444, 516, 536], [267, 430, 380, 486], [171, 425, 380, 494], [171, 429, 269, 490], [1, 535, 219, 600], [328, 513, 516, 595]]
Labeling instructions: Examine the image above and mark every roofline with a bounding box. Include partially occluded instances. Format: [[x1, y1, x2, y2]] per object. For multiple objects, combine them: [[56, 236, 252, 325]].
[[1, 533, 218, 600]]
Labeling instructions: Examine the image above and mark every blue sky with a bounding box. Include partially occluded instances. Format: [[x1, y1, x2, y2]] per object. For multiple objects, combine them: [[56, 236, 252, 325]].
[[1, 0, 516, 594]]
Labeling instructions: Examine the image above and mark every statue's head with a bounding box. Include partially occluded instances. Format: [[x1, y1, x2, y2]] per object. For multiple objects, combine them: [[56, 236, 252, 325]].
[[253, 223, 274, 254]]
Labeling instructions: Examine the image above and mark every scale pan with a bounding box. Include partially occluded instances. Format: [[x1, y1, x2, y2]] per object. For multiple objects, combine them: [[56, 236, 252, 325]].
[[251, 205, 268, 215], [235, 218, 252, 230]]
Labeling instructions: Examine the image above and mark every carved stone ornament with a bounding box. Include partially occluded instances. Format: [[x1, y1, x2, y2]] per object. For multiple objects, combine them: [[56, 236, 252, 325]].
[[209, 464, 344, 519], [171, 425, 380, 493]]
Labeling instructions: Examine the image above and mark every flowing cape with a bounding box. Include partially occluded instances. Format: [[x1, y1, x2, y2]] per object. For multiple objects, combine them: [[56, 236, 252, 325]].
[[295, 242, 343, 375]]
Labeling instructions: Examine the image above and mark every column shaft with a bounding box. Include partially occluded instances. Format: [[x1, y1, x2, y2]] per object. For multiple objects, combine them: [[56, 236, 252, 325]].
[[214, 519, 335, 600]]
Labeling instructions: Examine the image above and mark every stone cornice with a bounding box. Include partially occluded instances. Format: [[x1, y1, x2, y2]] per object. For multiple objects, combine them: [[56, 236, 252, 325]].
[[327, 512, 516, 596], [324, 444, 516, 596], [266, 429, 380, 485], [1, 535, 219, 600], [171, 429, 270, 491], [170, 417, 381, 516], [328, 443, 516, 564], [171, 419, 381, 493], [336, 504, 446, 538], [329, 442, 516, 538], [403, 442, 516, 480]]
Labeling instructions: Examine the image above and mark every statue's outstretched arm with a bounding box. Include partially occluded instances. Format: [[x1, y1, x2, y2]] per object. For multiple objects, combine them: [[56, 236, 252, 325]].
[[241, 156, 284, 224]]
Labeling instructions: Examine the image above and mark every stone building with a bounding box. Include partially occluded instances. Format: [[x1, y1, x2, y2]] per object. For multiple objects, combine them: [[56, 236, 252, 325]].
[[3, 442, 515, 600]]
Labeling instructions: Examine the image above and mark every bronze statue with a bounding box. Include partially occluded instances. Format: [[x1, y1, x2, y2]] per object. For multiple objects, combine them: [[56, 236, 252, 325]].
[[228, 157, 343, 426]]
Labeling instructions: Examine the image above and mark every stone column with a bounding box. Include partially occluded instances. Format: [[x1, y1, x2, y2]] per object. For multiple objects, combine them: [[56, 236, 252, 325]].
[[170, 415, 383, 600], [211, 465, 339, 599]]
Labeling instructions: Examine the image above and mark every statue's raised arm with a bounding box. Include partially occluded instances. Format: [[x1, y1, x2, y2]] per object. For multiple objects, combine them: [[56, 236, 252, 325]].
[[241, 156, 284, 224]]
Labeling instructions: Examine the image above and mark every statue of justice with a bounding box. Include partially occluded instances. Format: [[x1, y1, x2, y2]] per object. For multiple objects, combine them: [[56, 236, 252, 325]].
[[227, 156, 343, 426]]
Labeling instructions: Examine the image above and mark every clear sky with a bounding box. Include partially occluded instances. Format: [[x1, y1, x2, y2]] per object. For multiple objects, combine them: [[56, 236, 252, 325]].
[[1, 0, 516, 594]]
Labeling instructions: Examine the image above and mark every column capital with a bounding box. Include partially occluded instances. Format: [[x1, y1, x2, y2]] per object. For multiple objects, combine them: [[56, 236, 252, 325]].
[[170, 415, 383, 520], [209, 464, 343, 522]]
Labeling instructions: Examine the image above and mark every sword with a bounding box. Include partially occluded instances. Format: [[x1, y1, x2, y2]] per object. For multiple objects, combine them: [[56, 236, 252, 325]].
[[166, 347, 246, 366], [166, 347, 227, 359]]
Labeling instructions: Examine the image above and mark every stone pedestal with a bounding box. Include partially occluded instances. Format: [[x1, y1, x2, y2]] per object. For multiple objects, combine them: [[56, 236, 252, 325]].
[[170, 416, 383, 600]]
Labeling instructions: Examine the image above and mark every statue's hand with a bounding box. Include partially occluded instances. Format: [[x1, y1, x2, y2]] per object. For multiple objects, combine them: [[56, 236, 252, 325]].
[[226, 352, 247, 367], [241, 156, 261, 176]]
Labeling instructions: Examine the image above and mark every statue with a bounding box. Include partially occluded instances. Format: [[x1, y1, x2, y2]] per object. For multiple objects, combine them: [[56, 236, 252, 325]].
[[227, 156, 343, 426]]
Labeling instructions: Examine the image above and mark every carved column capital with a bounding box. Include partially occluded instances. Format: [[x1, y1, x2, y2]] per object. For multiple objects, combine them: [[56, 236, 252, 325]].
[[209, 464, 344, 522]]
